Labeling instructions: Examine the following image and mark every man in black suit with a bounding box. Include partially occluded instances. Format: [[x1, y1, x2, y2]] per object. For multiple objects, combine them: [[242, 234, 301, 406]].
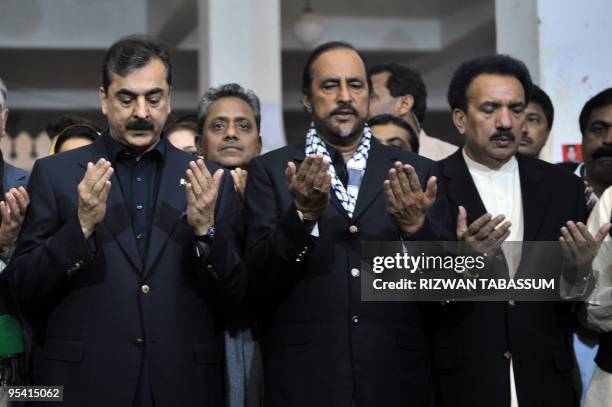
[[434, 54, 602, 407], [244, 41, 452, 407], [9, 35, 245, 407]]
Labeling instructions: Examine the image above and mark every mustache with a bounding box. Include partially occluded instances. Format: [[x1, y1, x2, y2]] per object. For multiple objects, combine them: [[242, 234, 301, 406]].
[[126, 118, 155, 131], [592, 145, 612, 160], [490, 130, 515, 142], [520, 134, 533, 144], [330, 105, 358, 117]]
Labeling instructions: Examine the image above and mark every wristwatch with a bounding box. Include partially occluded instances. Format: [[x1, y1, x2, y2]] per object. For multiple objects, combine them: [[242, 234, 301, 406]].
[[195, 226, 216, 245], [194, 226, 216, 259]]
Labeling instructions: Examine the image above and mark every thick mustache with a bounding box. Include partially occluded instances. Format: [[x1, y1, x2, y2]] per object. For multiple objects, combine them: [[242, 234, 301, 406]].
[[520, 134, 533, 144], [126, 118, 154, 131], [330, 106, 357, 116], [490, 131, 515, 142], [592, 145, 612, 160]]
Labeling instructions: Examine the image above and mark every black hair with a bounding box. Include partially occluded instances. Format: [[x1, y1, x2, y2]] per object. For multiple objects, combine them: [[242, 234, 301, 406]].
[[579, 87, 612, 134], [529, 84, 554, 130], [197, 83, 261, 134], [54, 123, 100, 154], [101, 34, 172, 92], [368, 63, 428, 124], [165, 114, 199, 137], [368, 114, 420, 153], [447, 54, 532, 112], [46, 114, 96, 140], [301, 41, 371, 98]]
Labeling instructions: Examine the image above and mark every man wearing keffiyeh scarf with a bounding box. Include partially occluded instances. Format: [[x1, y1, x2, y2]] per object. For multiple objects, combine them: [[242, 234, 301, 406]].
[[245, 41, 452, 407], [0, 77, 31, 407]]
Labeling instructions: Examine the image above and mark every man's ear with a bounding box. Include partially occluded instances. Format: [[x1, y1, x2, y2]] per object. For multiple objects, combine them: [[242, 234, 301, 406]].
[[167, 86, 172, 116], [397, 94, 415, 117], [256, 135, 263, 155], [99, 86, 108, 115], [302, 95, 312, 113], [196, 132, 207, 157], [452, 108, 467, 135]]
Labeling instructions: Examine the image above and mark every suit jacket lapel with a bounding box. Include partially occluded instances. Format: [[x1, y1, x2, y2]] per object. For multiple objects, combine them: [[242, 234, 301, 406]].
[[518, 155, 548, 241], [143, 146, 187, 276], [78, 137, 143, 272], [441, 149, 487, 223]]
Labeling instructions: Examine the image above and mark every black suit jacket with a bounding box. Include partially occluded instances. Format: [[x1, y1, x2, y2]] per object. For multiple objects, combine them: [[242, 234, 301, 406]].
[[9, 137, 246, 407], [434, 149, 586, 407], [244, 139, 453, 407]]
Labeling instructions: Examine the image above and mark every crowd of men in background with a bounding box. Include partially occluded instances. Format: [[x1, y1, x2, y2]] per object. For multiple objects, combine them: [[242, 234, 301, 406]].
[[0, 34, 611, 407]]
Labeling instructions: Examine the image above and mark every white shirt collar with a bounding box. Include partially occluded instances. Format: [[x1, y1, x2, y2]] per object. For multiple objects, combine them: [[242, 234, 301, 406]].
[[462, 148, 518, 175]]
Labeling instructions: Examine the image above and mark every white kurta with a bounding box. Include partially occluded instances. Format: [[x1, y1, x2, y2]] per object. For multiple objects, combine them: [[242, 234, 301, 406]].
[[584, 186, 612, 407], [463, 150, 524, 407]]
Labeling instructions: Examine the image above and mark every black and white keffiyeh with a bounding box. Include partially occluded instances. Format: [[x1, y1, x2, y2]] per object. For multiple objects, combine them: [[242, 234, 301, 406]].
[[304, 124, 372, 218]]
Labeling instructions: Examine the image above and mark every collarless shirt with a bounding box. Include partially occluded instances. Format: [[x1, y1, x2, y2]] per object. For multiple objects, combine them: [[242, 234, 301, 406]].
[[463, 149, 524, 407], [103, 132, 167, 259]]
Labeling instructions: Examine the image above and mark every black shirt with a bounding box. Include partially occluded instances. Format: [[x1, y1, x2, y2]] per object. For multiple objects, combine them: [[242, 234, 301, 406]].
[[103, 132, 167, 259]]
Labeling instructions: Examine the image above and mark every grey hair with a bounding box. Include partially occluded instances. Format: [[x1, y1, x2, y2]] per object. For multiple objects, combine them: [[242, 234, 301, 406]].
[[197, 83, 261, 134], [0, 77, 7, 110]]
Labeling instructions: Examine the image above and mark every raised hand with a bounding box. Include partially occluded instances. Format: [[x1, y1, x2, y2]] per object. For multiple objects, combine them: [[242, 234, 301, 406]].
[[186, 159, 223, 236], [0, 186, 30, 260], [78, 158, 113, 239], [285, 155, 331, 221], [230, 167, 248, 210], [560, 220, 611, 267], [456, 206, 511, 254], [384, 162, 436, 235]]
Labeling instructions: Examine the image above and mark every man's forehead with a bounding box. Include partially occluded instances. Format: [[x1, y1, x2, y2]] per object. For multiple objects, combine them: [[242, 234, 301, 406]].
[[311, 48, 366, 80], [208, 97, 256, 120], [526, 102, 544, 114], [108, 59, 169, 91], [588, 104, 612, 123], [467, 74, 525, 102]]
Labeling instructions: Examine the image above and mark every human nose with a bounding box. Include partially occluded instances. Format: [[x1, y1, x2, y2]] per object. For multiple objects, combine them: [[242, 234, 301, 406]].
[[134, 97, 149, 119], [337, 82, 351, 104], [496, 107, 512, 129], [225, 121, 238, 139]]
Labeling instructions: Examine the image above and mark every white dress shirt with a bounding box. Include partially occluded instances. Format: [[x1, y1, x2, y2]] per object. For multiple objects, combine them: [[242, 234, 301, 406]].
[[463, 149, 524, 407]]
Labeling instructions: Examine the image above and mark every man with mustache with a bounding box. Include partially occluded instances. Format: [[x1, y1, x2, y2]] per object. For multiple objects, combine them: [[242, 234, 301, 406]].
[[518, 84, 554, 158], [576, 88, 612, 203], [244, 41, 452, 407], [8, 35, 245, 406], [435, 55, 597, 407], [578, 88, 612, 407], [197, 83, 262, 209], [195, 83, 264, 407]]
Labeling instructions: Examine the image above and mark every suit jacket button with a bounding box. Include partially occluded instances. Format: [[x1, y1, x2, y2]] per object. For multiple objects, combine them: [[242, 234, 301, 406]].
[[134, 338, 144, 347], [503, 350, 512, 359], [352, 315, 359, 325], [141, 284, 150, 294], [508, 300, 515, 307], [351, 268, 360, 277], [349, 225, 359, 234]]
